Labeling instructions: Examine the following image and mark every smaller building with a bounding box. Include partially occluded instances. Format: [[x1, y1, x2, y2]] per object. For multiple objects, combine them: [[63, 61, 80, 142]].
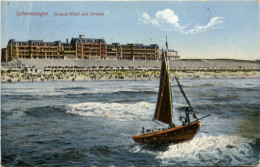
[[159, 49, 180, 60], [167, 49, 180, 60]]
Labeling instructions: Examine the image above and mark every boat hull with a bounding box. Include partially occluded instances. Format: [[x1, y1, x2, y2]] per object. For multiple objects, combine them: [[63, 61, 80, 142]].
[[132, 121, 200, 144]]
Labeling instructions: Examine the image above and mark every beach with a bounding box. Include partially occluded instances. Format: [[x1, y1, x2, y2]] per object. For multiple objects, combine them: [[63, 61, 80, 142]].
[[2, 59, 260, 82], [2, 69, 260, 83]]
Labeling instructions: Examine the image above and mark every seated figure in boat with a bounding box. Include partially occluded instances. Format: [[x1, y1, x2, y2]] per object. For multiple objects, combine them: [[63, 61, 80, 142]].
[[179, 107, 191, 126], [185, 107, 191, 124], [169, 122, 176, 128], [142, 127, 145, 134]]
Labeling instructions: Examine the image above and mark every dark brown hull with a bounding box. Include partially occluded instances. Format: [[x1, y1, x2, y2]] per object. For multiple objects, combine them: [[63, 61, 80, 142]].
[[132, 121, 200, 144]]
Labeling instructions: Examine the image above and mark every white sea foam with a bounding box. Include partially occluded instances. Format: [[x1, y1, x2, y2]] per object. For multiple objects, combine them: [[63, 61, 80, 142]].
[[155, 133, 257, 166], [66, 102, 155, 121], [129, 134, 258, 166]]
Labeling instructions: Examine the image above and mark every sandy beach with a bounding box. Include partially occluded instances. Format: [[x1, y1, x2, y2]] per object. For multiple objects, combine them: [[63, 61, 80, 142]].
[[2, 59, 260, 83], [2, 69, 260, 83]]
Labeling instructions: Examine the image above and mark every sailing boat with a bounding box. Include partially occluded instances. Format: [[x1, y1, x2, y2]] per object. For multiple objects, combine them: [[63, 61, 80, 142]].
[[132, 41, 204, 144]]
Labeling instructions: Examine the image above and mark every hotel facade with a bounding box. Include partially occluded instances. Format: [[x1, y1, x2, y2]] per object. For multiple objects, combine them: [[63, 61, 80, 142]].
[[1, 35, 180, 62]]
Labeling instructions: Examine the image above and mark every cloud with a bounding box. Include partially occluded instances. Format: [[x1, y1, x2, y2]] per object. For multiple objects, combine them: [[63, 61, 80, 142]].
[[140, 9, 181, 28], [141, 12, 159, 25], [185, 17, 224, 34], [139, 9, 224, 34]]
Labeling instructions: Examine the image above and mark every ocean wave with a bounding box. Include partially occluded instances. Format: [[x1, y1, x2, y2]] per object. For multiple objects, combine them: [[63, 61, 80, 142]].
[[2, 94, 40, 101], [155, 134, 259, 166], [177, 78, 260, 89], [57, 87, 88, 90], [129, 134, 259, 166], [66, 102, 155, 121], [113, 90, 157, 95], [69, 90, 157, 95], [23, 105, 68, 117], [1, 108, 25, 118], [85, 89, 157, 95], [1, 90, 60, 96], [179, 83, 215, 88]]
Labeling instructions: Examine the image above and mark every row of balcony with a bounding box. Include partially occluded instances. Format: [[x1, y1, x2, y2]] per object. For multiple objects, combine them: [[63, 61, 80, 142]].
[[13, 47, 157, 53], [77, 43, 105, 46], [12, 45, 157, 49], [122, 54, 157, 56], [121, 48, 157, 50], [122, 52, 157, 54], [11, 45, 58, 48], [78, 50, 105, 52]]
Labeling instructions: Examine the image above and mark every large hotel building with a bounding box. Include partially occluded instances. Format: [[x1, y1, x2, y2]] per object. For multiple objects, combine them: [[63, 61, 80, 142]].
[[1, 35, 180, 62]]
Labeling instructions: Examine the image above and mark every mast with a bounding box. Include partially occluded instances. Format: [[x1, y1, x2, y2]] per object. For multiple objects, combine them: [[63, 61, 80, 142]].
[[173, 73, 198, 119], [165, 36, 173, 122], [165, 36, 169, 64], [166, 36, 168, 54]]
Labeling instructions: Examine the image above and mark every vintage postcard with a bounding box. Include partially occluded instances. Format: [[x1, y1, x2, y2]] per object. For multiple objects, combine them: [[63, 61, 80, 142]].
[[1, 0, 259, 166]]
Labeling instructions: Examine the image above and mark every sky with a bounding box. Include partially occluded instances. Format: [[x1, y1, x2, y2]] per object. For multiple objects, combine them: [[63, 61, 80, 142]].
[[1, 1, 259, 60]]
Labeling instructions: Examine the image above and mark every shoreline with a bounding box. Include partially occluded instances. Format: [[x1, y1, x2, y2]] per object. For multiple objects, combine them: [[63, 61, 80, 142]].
[[2, 71, 260, 83]]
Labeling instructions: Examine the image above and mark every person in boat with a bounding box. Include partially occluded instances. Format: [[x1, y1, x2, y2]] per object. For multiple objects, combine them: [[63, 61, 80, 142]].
[[169, 122, 176, 128], [185, 107, 191, 124], [179, 107, 191, 126], [180, 116, 186, 126]]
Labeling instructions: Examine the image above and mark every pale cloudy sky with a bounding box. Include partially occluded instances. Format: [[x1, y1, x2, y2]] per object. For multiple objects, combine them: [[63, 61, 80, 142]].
[[1, 1, 259, 60], [140, 8, 225, 34]]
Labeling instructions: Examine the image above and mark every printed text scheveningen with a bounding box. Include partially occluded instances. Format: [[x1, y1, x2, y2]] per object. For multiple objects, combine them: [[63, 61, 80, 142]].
[[17, 11, 48, 17]]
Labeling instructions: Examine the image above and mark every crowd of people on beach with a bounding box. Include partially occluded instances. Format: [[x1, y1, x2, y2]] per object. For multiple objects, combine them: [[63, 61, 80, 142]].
[[1, 70, 161, 82], [1, 68, 259, 83]]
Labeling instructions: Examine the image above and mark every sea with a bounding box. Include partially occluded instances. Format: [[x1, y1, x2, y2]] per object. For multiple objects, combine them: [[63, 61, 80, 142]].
[[1, 78, 260, 166]]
